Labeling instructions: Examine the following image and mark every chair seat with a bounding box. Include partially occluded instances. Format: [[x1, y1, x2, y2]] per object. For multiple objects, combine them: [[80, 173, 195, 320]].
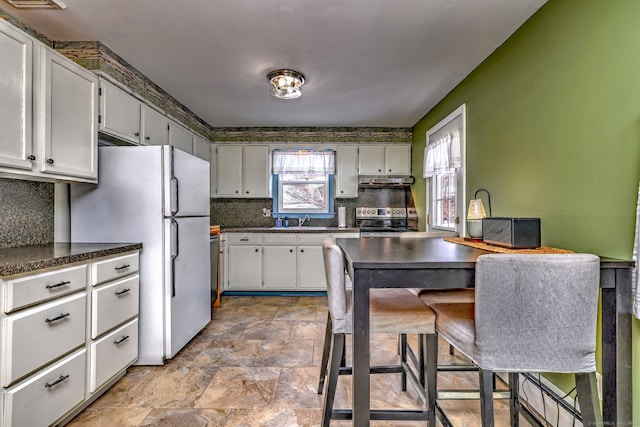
[[370, 288, 437, 334], [332, 288, 436, 335], [430, 302, 477, 362], [419, 288, 475, 305]]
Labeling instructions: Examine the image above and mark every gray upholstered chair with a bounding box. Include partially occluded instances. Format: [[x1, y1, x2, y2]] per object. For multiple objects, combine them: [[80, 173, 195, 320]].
[[427, 253, 602, 426], [318, 238, 437, 426]]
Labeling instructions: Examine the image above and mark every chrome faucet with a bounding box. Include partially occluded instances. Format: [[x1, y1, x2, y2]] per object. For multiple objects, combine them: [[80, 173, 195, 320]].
[[299, 215, 310, 227]]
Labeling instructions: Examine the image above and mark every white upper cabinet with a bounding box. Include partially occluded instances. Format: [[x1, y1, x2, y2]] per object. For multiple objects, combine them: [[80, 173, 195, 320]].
[[0, 21, 33, 171], [216, 145, 269, 198], [192, 135, 213, 197], [216, 145, 243, 197], [243, 145, 270, 197], [384, 145, 411, 175], [141, 104, 169, 146], [358, 146, 386, 175], [37, 46, 98, 181], [168, 120, 194, 154], [98, 79, 141, 145], [336, 145, 358, 198], [358, 144, 411, 175], [0, 19, 98, 183]]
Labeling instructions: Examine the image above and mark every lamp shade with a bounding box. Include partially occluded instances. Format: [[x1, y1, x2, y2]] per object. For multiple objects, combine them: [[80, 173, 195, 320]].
[[467, 199, 487, 220]]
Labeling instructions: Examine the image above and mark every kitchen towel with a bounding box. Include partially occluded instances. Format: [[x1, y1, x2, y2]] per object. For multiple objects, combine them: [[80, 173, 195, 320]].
[[338, 206, 346, 228]]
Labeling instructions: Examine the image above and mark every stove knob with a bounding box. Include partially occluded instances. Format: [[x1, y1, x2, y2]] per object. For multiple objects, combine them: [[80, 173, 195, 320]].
[[386, 208, 391, 215]]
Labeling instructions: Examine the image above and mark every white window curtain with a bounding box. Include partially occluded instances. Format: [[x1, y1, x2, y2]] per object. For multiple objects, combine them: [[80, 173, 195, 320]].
[[272, 149, 335, 175], [423, 130, 461, 178], [632, 181, 640, 318]]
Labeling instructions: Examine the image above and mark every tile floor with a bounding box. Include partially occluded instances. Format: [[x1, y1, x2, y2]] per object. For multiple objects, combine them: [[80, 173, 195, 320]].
[[67, 296, 532, 426]]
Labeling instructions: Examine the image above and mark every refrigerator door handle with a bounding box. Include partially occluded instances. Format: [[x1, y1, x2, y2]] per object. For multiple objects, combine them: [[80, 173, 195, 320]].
[[170, 175, 179, 216], [170, 146, 179, 216], [170, 218, 179, 297]]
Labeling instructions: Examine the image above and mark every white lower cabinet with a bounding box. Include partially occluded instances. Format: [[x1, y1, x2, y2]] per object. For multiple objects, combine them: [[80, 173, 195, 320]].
[[89, 318, 138, 393], [263, 234, 297, 290], [4, 349, 86, 427], [0, 250, 140, 426], [91, 275, 139, 339], [228, 244, 263, 289], [297, 245, 326, 289], [225, 232, 359, 291], [2, 292, 86, 387]]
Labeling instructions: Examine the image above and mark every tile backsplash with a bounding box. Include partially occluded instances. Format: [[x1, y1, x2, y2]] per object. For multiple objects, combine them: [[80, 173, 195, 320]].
[[211, 188, 413, 228], [0, 178, 54, 248]]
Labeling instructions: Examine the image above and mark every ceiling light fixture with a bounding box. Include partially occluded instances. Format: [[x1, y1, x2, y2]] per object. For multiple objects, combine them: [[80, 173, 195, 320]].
[[267, 69, 305, 100], [5, 0, 67, 9]]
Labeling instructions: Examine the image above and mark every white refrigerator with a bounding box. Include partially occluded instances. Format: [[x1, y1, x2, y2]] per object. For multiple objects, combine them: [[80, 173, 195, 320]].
[[70, 145, 211, 365]]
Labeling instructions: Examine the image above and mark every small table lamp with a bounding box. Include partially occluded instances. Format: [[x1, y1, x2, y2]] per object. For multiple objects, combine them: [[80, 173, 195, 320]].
[[467, 189, 491, 239]]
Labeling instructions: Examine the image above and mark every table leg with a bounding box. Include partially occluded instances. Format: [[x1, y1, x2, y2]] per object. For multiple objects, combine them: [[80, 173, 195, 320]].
[[352, 270, 371, 426]]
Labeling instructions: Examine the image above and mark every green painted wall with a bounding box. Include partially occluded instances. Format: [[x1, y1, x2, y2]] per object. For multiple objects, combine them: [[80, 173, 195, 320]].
[[412, 0, 640, 418]]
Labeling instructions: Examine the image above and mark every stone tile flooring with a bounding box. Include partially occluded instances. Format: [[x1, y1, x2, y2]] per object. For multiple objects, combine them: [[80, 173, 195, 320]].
[[67, 296, 531, 426]]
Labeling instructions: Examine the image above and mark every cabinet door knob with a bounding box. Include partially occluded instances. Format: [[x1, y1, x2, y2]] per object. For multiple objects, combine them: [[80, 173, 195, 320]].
[[378, 169, 382, 172], [46, 158, 54, 165], [300, 249, 305, 253], [235, 190, 239, 194], [289, 249, 293, 252], [134, 132, 140, 137], [27, 154, 36, 161], [145, 136, 151, 140], [246, 191, 249, 194]]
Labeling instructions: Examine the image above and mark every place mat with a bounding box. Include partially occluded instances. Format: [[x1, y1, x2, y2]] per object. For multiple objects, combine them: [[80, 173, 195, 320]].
[[444, 237, 574, 254]]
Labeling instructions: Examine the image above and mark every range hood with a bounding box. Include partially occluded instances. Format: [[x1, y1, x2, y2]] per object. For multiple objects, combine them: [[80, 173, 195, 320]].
[[358, 175, 415, 188]]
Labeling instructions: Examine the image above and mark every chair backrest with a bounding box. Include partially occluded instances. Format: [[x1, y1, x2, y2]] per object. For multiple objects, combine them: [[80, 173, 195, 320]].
[[322, 238, 348, 322], [474, 253, 600, 373]]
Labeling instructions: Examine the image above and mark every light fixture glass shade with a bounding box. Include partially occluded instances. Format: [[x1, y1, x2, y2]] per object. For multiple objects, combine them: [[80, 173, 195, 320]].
[[268, 69, 305, 100], [467, 199, 487, 220]]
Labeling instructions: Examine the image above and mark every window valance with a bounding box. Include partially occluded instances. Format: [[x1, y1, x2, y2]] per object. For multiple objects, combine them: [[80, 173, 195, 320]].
[[423, 130, 461, 178], [272, 149, 335, 174]]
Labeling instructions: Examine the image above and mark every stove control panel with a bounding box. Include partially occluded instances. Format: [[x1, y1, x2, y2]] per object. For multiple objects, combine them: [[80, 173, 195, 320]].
[[356, 207, 407, 219]]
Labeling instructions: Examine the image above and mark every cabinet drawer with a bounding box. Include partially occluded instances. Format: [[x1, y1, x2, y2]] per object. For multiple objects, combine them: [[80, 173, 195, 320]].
[[263, 234, 297, 244], [227, 234, 262, 244], [3, 292, 86, 387], [297, 234, 331, 244], [91, 252, 139, 286], [91, 275, 139, 339], [4, 264, 87, 313], [4, 349, 86, 427], [89, 318, 138, 392]]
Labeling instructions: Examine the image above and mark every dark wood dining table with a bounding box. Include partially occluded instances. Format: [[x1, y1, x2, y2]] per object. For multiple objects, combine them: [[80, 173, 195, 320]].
[[335, 237, 633, 427]]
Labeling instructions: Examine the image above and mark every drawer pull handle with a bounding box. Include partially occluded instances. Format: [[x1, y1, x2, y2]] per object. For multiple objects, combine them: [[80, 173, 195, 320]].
[[115, 288, 131, 296], [45, 312, 70, 323], [46, 280, 70, 289], [114, 335, 130, 345], [114, 264, 130, 271], [45, 374, 69, 389], [240, 238, 249, 241]]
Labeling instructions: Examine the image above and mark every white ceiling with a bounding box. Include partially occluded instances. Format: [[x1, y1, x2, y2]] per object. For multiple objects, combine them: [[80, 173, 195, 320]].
[[1, 0, 547, 128]]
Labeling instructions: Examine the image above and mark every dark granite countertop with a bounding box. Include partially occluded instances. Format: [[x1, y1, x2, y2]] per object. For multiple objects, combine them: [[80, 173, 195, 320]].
[[222, 227, 360, 233], [0, 242, 143, 277]]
